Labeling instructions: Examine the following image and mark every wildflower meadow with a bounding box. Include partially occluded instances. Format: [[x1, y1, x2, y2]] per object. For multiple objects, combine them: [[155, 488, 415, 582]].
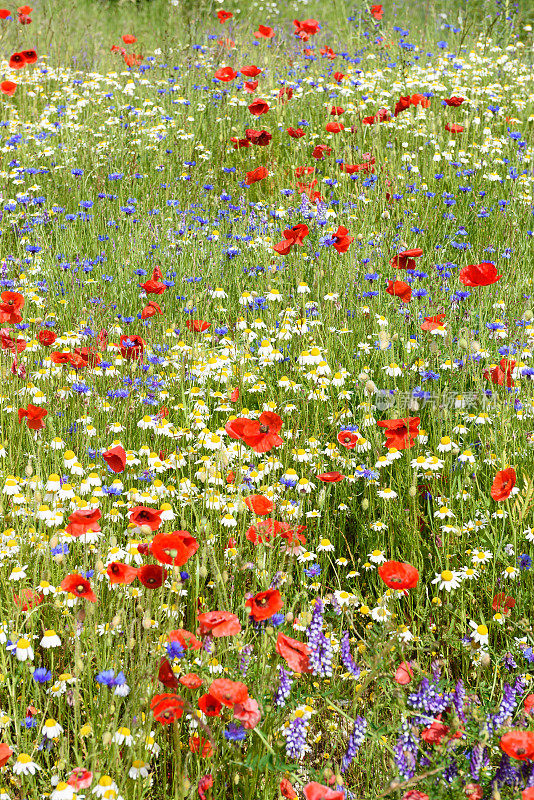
[[1, 0, 534, 797]]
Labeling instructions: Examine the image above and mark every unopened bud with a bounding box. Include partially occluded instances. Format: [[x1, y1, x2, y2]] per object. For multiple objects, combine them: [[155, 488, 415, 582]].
[[361, 498, 369, 510], [102, 732, 112, 746], [409, 486, 417, 497], [524, 310, 533, 321]]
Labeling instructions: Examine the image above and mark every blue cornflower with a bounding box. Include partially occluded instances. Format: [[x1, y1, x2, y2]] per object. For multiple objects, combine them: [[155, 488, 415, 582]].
[[95, 670, 116, 686], [224, 723, 247, 742], [166, 641, 185, 660], [33, 667, 52, 683], [519, 554, 532, 571]]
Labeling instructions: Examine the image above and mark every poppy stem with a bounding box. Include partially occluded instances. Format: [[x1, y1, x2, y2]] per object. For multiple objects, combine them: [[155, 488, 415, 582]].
[[172, 719, 184, 800], [252, 726, 276, 755]]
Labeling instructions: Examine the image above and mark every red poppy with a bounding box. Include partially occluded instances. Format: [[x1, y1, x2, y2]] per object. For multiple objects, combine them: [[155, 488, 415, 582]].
[[246, 165, 267, 185], [214, 66, 237, 82], [524, 789, 534, 800], [248, 98, 269, 116], [500, 730, 534, 760], [421, 719, 450, 745], [273, 223, 309, 255], [138, 564, 167, 589], [293, 18, 320, 38], [244, 494, 273, 515], [107, 562, 138, 586], [186, 319, 211, 333], [241, 65, 261, 77], [151, 693, 184, 725], [370, 4, 383, 19], [217, 9, 232, 22], [230, 387, 239, 403], [484, 357, 515, 388], [255, 25, 274, 38], [141, 301, 162, 320], [233, 697, 261, 729], [331, 225, 353, 253], [0, 80, 17, 96], [18, 404, 47, 430], [198, 610, 241, 638], [378, 561, 419, 591], [276, 632, 312, 673], [394, 661, 413, 685], [21, 50, 38, 66], [377, 417, 420, 450], [303, 782, 345, 800], [65, 508, 102, 538], [245, 588, 283, 621], [50, 351, 72, 365], [198, 693, 223, 717], [246, 518, 290, 545], [387, 279, 412, 303], [244, 80, 258, 93], [60, 573, 97, 602], [123, 53, 144, 67], [0, 10, 11, 19], [312, 144, 332, 159], [168, 629, 203, 651], [325, 121, 344, 134], [198, 775, 214, 800], [445, 122, 464, 133], [337, 430, 358, 449], [459, 262, 502, 287], [0, 744, 13, 768], [129, 505, 163, 530], [179, 672, 202, 688], [245, 128, 272, 146], [209, 678, 248, 707], [150, 530, 199, 566], [158, 658, 179, 689], [287, 127, 305, 138], [0, 331, 26, 353], [410, 94, 430, 109], [9, 52, 26, 69], [122, 34, 137, 43], [13, 588, 43, 611], [394, 95, 411, 116], [231, 137, 251, 149], [119, 334, 144, 360], [140, 278, 166, 294], [490, 467, 516, 501], [444, 96, 465, 106], [421, 314, 445, 331], [390, 248, 423, 270], [278, 86, 293, 103], [317, 471, 344, 482], [402, 793, 429, 800], [340, 158, 375, 174], [280, 779, 298, 800], [102, 445, 126, 474], [525, 695, 534, 715], [189, 735, 213, 757], [226, 411, 283, 452], [492, 592, 515, 614], [0, 291, 24, 323]]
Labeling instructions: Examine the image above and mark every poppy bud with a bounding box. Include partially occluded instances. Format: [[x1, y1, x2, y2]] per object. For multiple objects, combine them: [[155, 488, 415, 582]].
[[137, 543, 149, 556], [409, 486, 417, 497], [102, 732, 112, 745], [524, 310, 533, 321], [361, 498, 369, 510]]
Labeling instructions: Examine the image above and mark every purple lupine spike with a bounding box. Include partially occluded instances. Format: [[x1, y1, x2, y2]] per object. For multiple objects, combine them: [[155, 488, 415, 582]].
[[307, 598, 333, 677], [452, 679, 466, 722], [340, 632, 361, 678], [394, 718, 418, 780], [239, 645, 253, 676], [274, 666, 293, 707], [492, 753, 520, 788], [284, 717, 308, 760], [470, 743, 485, 781], [341, 716, 367, 772]]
